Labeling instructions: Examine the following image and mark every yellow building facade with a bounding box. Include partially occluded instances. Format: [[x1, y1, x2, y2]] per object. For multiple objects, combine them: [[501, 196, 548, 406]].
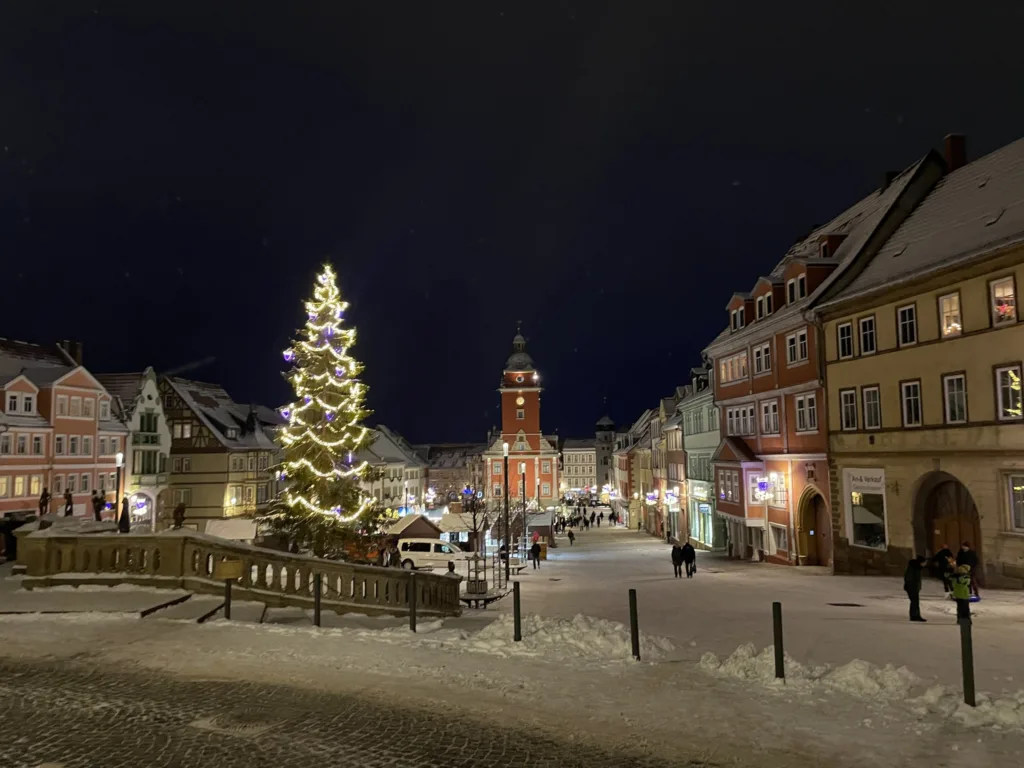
[[816, 135, 1024, 585]]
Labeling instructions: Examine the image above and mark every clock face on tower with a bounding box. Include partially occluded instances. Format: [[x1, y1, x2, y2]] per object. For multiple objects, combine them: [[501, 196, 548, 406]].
[[516, 396, 525, 406]]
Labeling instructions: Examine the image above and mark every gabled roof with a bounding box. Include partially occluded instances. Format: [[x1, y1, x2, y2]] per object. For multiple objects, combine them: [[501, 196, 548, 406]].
[[94, 372, 148, 420], [165, 377, 282, 451], [822, 136, 1024, 305], [376, 425, 428, 467], [712, 437, 759, 464], [595, 415, 615, 429], [412, 443, 486, 469], [0, 338, 72, 377]]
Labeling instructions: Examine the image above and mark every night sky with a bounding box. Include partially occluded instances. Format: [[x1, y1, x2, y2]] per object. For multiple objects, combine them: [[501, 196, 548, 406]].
[[1, 4, 1022, 443]]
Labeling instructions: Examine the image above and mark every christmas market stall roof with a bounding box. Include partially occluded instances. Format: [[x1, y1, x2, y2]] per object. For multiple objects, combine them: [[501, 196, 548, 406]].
[[384, 514, 442, 539], [163, 377, 283, 451], [436, 512, 478, 534]]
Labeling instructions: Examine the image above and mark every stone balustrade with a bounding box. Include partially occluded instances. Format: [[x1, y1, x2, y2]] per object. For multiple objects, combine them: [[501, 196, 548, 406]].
[[14, 527, 461, 617]]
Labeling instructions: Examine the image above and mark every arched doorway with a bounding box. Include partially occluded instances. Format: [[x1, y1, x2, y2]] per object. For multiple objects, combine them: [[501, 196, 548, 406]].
[[913, 471, 982, 582], [797, 487, 831, 566]]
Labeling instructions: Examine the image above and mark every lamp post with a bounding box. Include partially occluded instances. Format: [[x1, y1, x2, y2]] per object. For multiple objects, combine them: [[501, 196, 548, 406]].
[[115, 451, 125, 518], [519, 461, 527, 550], [502, 442, 510, 582]]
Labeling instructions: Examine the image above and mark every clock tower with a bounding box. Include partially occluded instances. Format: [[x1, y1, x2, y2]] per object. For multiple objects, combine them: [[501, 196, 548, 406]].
[[483, 327, 560, 510]]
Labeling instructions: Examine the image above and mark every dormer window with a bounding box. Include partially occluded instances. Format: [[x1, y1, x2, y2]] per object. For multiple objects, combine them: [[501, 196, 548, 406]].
[[731, 307, 745, 331], [755, 294, 773, 320], [820, 242, 829, 259], [787, 274, 808, 304], [22, 395, 33, 413], [226, 428, 238, 439], [6, 393, 18, 412]]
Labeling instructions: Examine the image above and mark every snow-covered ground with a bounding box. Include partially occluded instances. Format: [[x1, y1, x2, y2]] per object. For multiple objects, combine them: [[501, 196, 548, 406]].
[[498, 525, 1024, 689], [1, 611, 1022, 767], [5, 529, 1024, 764]]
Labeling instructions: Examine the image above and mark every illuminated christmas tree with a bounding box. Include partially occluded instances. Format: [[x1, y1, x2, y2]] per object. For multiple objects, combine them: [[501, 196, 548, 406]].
[[261, 264, 380, 558]]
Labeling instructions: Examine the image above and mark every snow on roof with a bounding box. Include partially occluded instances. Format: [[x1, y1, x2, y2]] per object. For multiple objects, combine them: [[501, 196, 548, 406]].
[[205, 518, 258, 541], [385, 514, 441, 537], [93, 372, 146, 420], [562, 438, 596, 450], [825, 136, 1024, 303], [0, 338, 70, 377], [165, 376, 282, 451], [413, 443, 487, 469]]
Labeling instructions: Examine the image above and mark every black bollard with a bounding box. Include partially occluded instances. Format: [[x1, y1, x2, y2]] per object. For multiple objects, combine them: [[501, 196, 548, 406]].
[[772, 601, 784, 679], [628, 588, 640, 661], [313, 572, 322, 628], [960, 615, 976, 707], [224, 578, 232, 621], [409, 572, 417, 633], [513, 581, 522, 642]]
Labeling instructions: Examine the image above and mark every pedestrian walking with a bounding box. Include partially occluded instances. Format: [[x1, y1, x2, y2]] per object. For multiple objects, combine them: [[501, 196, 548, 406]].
[[91, 490, 105, 522], [567, 530, 575, 546], [681, 539, 697, 578], [637, 519, 643, 532], [530, 541, 541, 569], [956, 542, 980, 598], [38, 487, 51, 517], [671, 543, 684, 578], [903, 555, 926, 622], [952, 564, 973, 623], [590, 511, 596, 527], [63, 489, 73, 517]]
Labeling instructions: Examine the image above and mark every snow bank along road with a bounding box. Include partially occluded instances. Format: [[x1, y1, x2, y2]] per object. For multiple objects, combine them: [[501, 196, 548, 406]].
[[1, 612, 1023, 767], [508, 525, 1024, 689]]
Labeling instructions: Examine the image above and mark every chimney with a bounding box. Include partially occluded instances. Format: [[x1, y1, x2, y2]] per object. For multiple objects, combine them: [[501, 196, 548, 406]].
[[944, 133, 967, 172], [880, 170, 899, 191], [57, 340, 84, 365]]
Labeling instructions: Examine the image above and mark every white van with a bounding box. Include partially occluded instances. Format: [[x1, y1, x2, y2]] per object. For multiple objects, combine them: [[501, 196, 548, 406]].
[[398, 538, 471, 571]]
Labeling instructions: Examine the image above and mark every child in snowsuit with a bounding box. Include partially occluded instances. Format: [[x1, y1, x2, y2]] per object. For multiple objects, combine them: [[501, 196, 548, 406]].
[[952, 564, 973, 623]]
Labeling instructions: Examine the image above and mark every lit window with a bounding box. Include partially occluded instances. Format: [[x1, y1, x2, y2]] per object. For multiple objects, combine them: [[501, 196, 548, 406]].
[[991, 277, 1017, 326], [996, 366, 1023, 421], [939, 293, 962, 337], [183, 423, 192, 439], [1008, 475, 1024, 531]]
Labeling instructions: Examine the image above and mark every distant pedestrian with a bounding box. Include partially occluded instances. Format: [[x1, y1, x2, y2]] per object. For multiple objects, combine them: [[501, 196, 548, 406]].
[[567, 530, 575, 546], [38, 487, 51, 517], [681, 540, 696, 578], [90, 490, 105, 522], [530, 541, 541, 569], [956, 542, 980, 598], [63, 489, 73, 517], [903, 555, 926, 622], [637, 519, 643, 532], [590, 511, 596, 526], [952, 564, 973, 623], [671, 543, 684, 578]]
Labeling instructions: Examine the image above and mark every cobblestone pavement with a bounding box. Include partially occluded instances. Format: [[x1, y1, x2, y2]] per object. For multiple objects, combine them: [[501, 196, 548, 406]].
[[0, 659, 698, 768]]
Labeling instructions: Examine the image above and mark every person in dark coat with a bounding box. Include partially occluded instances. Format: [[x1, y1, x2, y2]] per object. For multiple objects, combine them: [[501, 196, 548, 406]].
[[670, 544, 684, 578], [38, 487, 51, 517], [681, 540, 697, 578], [932, 543, 954, 593], [90, 491, 105, 522], [903, 555, 926, 622], [567, 529, 575, 546], [118, 498, 131, 533], [956, 542, 980, 598], [63, 489, 74, 517], [589, 511, 596, 526], [529, 541, 541, 569]]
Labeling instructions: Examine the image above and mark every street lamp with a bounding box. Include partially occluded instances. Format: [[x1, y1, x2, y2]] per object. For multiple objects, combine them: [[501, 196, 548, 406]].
[[115, 451, 125, 515], [519, 461, 527, 548], [502, 442, 510, 582]]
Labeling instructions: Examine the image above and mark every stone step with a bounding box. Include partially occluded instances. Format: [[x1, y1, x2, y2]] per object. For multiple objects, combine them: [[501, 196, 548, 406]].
[[209, 600, 267, 624], [148, 595, 224, 622]]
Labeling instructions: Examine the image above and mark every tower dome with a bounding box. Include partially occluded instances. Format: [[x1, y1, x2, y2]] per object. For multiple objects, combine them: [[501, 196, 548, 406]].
[[504, 327, 535, 372]]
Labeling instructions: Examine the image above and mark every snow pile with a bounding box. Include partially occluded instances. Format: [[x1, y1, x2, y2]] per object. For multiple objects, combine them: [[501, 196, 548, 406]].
[[457, 614, 674, 662], [700, 642, 1024, 731]]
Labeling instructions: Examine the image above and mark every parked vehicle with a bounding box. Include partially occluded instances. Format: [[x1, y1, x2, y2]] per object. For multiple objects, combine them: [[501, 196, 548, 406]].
[[398, 538, 472, 571]]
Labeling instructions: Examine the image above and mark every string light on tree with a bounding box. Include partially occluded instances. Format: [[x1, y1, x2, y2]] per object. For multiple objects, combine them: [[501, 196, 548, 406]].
[[258, 263, 384, 557]]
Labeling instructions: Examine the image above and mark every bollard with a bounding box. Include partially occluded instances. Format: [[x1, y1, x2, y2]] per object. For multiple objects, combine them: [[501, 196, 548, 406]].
[[224, 579, 232, 621], [628, 588, 641, 661], [513, 581, 522, 642], [772, 601, 784, 680], [313, 572, 322, 628], [409, 572, 417, 633], [960, 615, 976, 707]]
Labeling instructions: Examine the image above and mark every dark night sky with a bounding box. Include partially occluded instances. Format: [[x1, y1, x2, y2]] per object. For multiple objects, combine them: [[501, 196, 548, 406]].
[[1, 3, 1023, 442]]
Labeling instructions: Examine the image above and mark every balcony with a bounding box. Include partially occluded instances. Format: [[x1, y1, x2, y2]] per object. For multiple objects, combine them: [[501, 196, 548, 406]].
[[133, 432, 161, 446], [132, 473, 169, 487]]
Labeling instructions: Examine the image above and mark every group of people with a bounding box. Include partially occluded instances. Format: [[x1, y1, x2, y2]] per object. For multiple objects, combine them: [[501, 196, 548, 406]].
[[555, 508, 615, 534], [903, 541, 981, 623], [670, 539, 697, 578]]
